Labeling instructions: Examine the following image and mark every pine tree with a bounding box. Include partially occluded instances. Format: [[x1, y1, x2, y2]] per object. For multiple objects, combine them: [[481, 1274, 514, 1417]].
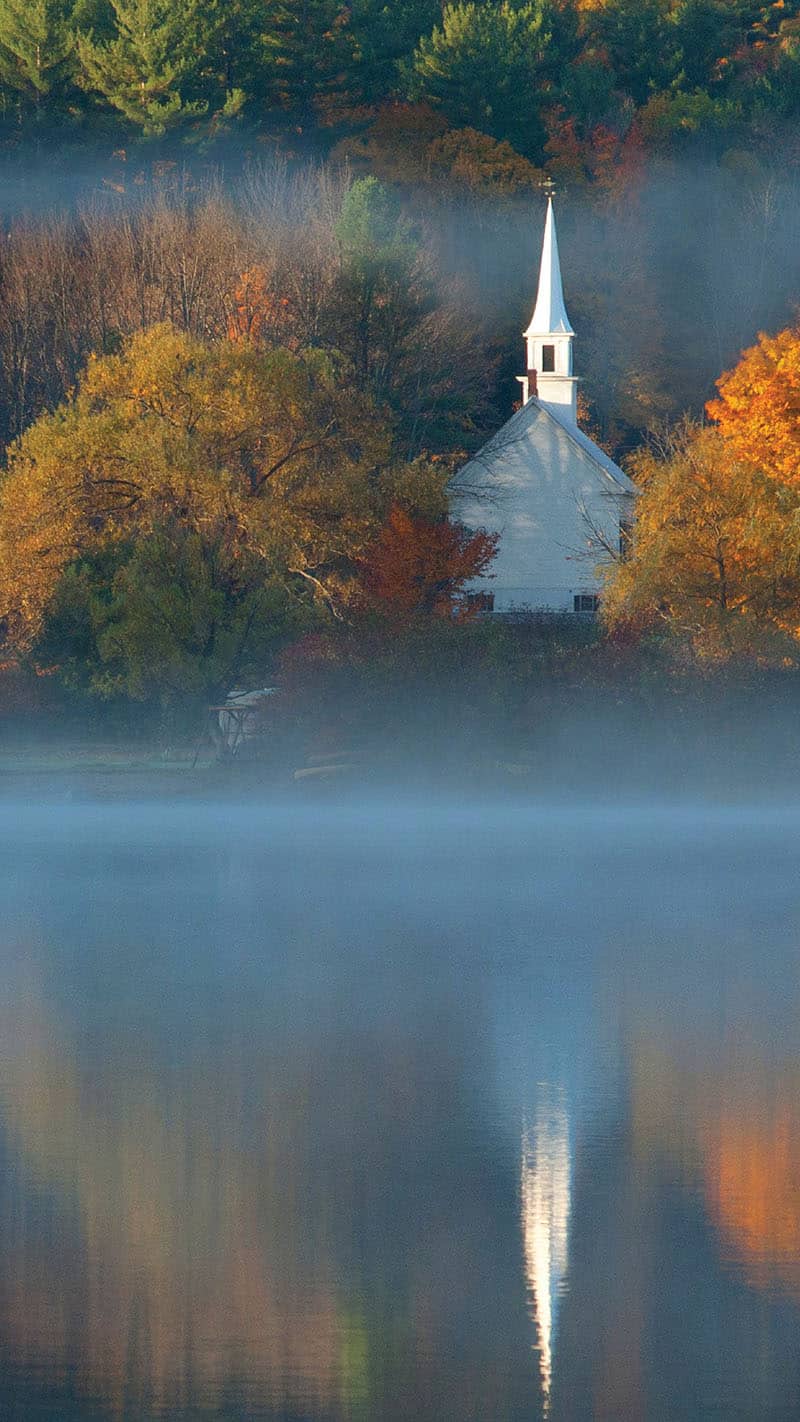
[[76, 0, 225, 135], [261, 0, 358, 131], [0, 0, 76, 119], [348, 0, 441, 105], [405, 1, 580, 162], [582, 0, 671, 106]]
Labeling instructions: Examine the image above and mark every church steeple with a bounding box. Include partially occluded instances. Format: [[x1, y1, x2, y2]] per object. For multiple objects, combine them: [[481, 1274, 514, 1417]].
[[518, 193, 578, 424]]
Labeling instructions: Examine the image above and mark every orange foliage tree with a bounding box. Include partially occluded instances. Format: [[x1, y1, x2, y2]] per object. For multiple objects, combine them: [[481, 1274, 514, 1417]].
[[227, 267, 301, 350], [605, 323, 800, 657], [707, 325, 800, 485], [357, 504, 498, 618]]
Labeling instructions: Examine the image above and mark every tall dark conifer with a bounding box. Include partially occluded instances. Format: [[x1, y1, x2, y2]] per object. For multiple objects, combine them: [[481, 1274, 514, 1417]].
[[261, 0, 358, 131]]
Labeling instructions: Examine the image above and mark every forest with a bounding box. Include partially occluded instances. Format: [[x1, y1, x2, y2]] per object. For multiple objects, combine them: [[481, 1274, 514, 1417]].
[[1, 0, 800, 166]]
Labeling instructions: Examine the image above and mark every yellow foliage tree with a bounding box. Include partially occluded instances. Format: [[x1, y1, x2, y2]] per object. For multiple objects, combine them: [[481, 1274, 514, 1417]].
[[0, 323, 444, 654], [602, 421, 800, 658]]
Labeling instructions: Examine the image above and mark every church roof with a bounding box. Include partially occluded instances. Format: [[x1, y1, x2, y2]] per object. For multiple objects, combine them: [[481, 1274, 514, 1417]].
[[461, 396, 637, 497], [524, 196, 574, 338]]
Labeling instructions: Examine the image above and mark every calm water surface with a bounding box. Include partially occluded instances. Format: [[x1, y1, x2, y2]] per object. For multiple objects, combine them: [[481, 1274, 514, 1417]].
[[1, 798, 799, 1421]]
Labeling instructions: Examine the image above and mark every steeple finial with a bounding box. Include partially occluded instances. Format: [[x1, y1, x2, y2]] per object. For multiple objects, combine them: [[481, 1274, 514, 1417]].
[[526, 190, 573, 339]]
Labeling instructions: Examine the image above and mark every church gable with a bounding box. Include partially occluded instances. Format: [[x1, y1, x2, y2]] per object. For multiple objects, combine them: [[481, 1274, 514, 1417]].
[[463, 397, 633, 501]]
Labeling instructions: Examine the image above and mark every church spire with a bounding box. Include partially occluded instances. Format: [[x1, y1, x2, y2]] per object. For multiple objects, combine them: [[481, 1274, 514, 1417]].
[[527, 195, 574, 338], [518, 193, 578, 424]]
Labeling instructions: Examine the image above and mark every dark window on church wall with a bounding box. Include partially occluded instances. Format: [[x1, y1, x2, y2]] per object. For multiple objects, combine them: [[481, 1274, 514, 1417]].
[[573, 593, 599, 613], [464, 591, 495, 614], [541, 344, 555, 373]]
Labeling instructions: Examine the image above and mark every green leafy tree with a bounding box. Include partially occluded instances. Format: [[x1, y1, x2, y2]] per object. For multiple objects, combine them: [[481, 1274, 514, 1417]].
[[405, 0, 579, 160], [637, 87, 742, 152], [40, 520, 312, 707]]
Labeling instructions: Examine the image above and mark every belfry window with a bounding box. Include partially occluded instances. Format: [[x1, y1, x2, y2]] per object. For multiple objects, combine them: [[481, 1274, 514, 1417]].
[[541, 344, 556, 372]]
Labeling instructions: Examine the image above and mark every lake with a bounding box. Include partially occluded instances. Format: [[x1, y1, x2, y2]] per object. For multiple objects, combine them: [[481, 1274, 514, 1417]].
[[1, 797, 799, 1420]]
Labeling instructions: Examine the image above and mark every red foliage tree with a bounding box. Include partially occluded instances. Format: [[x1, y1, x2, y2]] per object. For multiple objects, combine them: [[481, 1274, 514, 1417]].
[[357, 504, 498, 619], [227, 267, 300, 349]]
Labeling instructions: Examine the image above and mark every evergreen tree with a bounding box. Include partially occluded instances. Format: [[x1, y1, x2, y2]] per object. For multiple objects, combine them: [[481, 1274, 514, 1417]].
[[583, 0, 671, 107], [669, 0, 745, 91], [213, 0, 267, 108], [348, 0, 441, 105], [0, 0, 77, 120], [405, 1, 580, 161], [332, 175, 421, 383], [76, 0, 228, 135], [261, 0, 358, 131]]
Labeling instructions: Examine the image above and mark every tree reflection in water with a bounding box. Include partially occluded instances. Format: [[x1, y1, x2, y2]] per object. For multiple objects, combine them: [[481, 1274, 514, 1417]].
[[0, 958, 538, 1421], [1, 804, 800, 1420]]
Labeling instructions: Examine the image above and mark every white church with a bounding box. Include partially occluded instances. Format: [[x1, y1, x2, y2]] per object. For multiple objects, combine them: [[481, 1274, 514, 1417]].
[[457, 195, 636, 614]]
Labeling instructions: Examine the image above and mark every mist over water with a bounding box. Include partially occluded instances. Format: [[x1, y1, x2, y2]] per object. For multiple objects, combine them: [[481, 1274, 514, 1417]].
[[2, 793, 800, 1419]]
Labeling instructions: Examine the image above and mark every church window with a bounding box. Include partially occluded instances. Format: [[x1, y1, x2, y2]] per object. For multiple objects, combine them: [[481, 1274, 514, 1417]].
[[464, 591, 495, 614], [541, 344, 556, 373], [573, 593, 599, 613]]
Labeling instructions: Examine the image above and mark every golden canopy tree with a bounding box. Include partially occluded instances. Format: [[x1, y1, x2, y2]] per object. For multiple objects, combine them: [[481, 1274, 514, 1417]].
[[0, 323, 453, 702], [601, 421, 800, 657], [0, 323, 406, 645]]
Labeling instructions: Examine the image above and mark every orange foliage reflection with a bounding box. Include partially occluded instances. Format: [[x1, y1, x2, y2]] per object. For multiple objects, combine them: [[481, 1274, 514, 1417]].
[[632, 1038, 800, 1300], [702, 1097, 800, 1297]]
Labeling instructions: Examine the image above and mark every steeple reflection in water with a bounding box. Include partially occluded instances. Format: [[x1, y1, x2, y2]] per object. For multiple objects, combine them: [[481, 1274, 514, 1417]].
[[521, 1087, 570, 1412]]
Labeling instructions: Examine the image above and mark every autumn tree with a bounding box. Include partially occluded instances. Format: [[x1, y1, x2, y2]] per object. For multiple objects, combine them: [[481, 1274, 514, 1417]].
[[707, 324, 800, 486], [602, 420, 800, 658], [0, 323, 453, 702], [426, 126, 545, 195], [357, 503, 498, 618], [227, 266, 302, 349]]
